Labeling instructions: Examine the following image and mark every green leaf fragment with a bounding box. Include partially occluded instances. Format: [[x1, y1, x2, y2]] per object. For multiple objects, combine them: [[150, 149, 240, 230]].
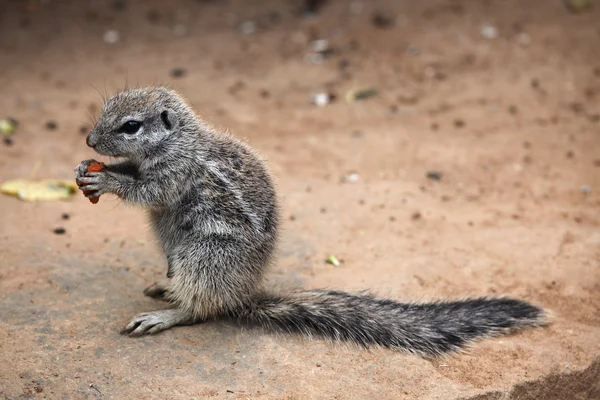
[[0, 119, 16, 135], [326, 255, 340, 267]]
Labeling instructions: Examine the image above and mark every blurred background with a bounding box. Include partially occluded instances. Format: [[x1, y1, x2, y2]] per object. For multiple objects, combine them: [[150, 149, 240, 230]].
[[0, 0, 599, 399]]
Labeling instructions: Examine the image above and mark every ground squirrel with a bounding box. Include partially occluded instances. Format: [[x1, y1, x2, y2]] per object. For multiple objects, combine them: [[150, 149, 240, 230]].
[[75, 86, 548, 356]]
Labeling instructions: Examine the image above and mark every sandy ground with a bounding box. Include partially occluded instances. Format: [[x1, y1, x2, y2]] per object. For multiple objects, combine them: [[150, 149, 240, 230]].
[[0, 0, 599, 399]]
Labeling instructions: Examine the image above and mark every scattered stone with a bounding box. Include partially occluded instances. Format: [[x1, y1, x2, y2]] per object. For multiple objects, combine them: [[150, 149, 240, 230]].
[[480, 24, 499, 40], [411, 211, 422, 220], [79, 126, 88, 135], [311, 39, 328, 53], [237, 21, 257, 35], [508, 105, 519, 115], [426, 171, 442, 181], [569, 102, 585, 114], [454, 119, 465, 128], [342, 173, 359, 183], [62, 213, 70, 220], [311, 93, 333, 107], [306, 39, 334, 63], [372, 12, 395, 29], [170, 67, 187, 78], [3, 136, 13, 146], [46, 120, 58, 130], [531, 78, 540, 89], [580, 185, 592, 193], [103, 30, 120, 44], [306, 53, 325, 64], [431, 122, 439, 131], [54, 227, 66, 235], [302, 0, 327, 15]]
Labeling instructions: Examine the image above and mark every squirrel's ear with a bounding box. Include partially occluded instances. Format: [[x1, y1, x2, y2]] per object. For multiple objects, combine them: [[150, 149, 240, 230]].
[[160, 109, 175, 131]]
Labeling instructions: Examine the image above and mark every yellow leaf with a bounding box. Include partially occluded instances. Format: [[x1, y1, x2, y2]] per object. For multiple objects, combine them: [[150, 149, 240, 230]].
[[1, 179, 78, 201]]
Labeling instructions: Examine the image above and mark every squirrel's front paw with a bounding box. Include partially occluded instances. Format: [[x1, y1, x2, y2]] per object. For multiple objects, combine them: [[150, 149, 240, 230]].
[[76, 171, 113, 197], [74, 159, 98, 181]]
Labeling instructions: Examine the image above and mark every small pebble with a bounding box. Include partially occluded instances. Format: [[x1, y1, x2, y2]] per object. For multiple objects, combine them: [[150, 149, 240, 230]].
[[54, 227, 66, 235], [311, 39, 329, 53], [426, 171, 442, 181], [372, 12, 395, 29], [480, 24, 498, 39], [531, 78, 540, 89], [79, 126, 88, 135], [311, 93, 332, 107], [580, 185, 592, 193], [170, 67, 187, 78], [454, 119, 465, 128], [237, 21, 256, 35], [62, 213, 70, 220], [46, 120, 58, 130], [3, 136, 13, 146], [302, 0, 327, 15], [411, 211, 422, 220], [103, 30, 120, 44], [343, 173, 360, 183]]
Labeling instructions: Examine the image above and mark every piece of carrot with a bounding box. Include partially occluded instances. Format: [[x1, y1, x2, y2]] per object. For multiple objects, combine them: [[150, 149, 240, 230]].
[[80, 161, 105, 204]]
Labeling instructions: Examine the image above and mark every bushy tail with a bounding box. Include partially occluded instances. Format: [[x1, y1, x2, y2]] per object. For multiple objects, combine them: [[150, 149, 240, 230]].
[[241, 289, 548, 356]]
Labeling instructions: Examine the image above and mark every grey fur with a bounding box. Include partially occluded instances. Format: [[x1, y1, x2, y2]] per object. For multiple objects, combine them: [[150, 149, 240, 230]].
[[76, 86, 549, 357]]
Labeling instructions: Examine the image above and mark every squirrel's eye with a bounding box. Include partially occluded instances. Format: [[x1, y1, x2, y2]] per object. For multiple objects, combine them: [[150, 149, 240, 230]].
[[118, 120, 142, 134]]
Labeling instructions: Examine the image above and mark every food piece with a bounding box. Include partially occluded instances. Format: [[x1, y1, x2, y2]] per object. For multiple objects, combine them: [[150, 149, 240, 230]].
[[1, 179, 78, 201], [80, 161, 105, 204]]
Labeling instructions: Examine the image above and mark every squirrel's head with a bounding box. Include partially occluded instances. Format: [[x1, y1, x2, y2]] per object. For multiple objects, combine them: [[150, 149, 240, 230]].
[[86, 86, 193, 158]]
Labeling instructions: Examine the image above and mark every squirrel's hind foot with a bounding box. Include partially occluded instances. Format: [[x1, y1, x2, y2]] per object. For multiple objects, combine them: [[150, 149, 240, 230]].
[[143, 283, 169, 300], [120, 309, 198, 337]]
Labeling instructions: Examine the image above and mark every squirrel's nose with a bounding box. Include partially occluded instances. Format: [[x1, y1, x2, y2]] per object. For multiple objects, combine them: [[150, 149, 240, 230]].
[[86, 133, 97, 148]]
